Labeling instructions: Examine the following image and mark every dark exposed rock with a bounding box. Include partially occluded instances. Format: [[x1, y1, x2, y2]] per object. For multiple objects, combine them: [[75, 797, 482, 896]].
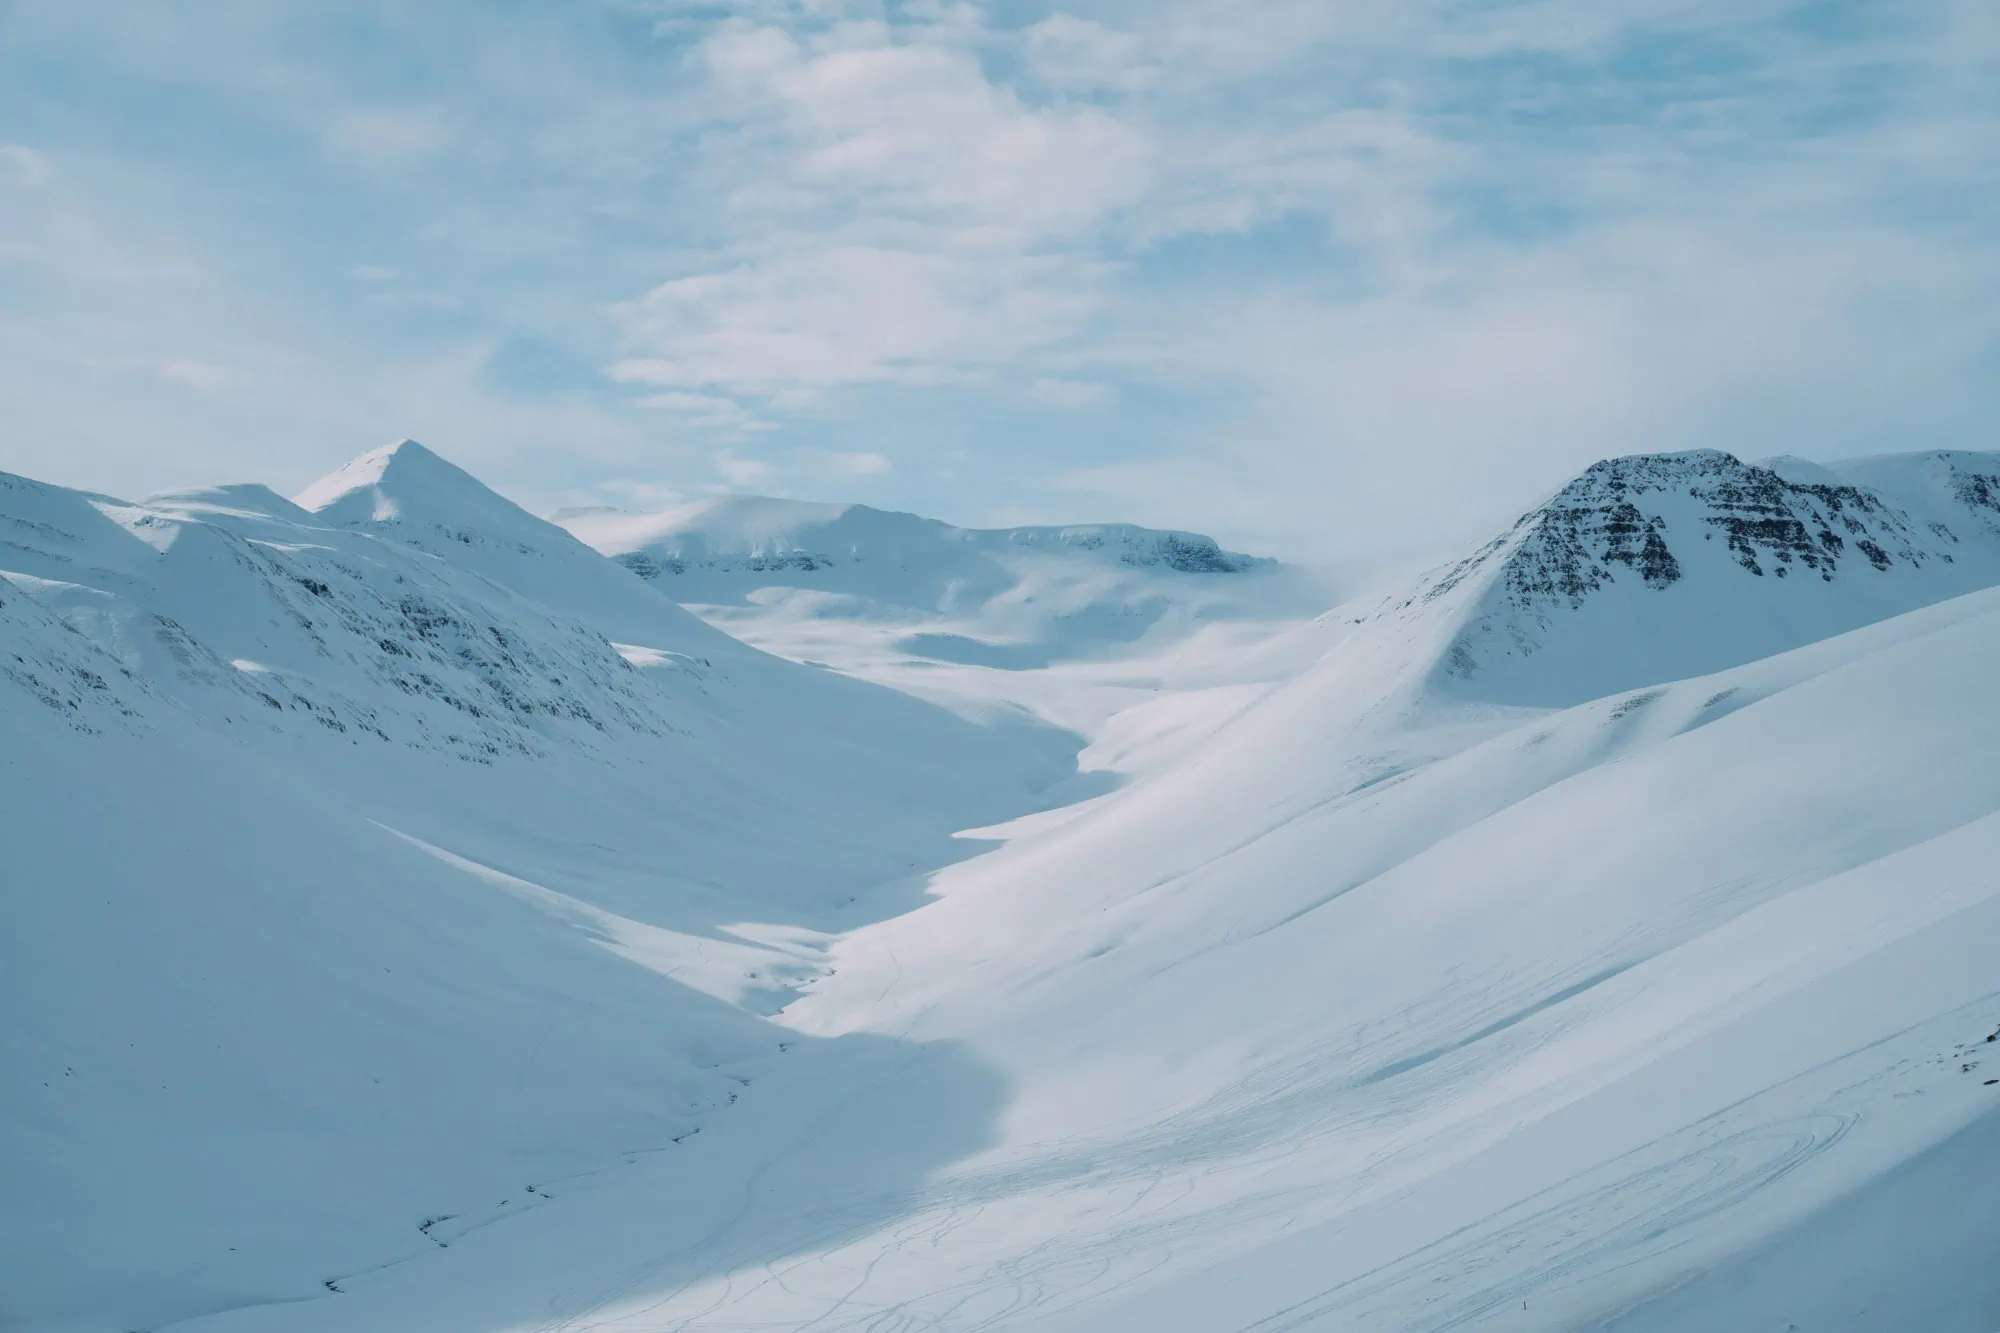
[[1440, 451, 1928, 620], [617, 549, 829, 580], [610, 518, 1262, 584], [1953, 469, 2000, 516], [1410, 449, 1970, 691], [1134, 532, 1254, 573]]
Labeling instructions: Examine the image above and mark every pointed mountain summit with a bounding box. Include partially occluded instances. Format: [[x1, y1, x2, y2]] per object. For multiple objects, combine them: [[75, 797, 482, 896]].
[[295, 440, 745, 653], [296, 438, 543, 534], [292, 440, 1067, 793]]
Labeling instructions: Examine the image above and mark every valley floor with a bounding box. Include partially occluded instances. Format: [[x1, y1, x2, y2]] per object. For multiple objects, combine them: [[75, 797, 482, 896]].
[[156, 591, 2000, 1333]]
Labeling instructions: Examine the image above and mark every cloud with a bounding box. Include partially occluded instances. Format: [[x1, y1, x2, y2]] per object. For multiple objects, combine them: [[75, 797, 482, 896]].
[[715, 448, 775, 488], [612, 245, 1102, 396], [1023, 15, 1154, 92], [706, 27, 1149, 239], [0, 0, 1995, 563], [638, 389, 773, 432], [0, 144, 54, 188], [320, 106, 455, 167], [703, 443, 893, 495], [1028, 377, 1111, 409], [563, 476, 687, 511], [364, 290, 460, 311], [156, 358, 241, 392], [598, 16, 1148, 399], [821, 448, 890, 476]]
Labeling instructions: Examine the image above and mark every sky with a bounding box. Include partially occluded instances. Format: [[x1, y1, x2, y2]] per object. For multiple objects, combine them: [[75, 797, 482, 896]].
[[1, 0, 1996, 566]]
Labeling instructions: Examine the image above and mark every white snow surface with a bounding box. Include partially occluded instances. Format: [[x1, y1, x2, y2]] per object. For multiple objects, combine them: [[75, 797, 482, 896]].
[[5, 443, 2000, 1333], [554, 490, 1328, 673]]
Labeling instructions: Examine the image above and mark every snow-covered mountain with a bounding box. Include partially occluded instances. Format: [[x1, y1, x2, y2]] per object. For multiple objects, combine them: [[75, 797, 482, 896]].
[[557, 494, 1272, 590], [7, 442, 2000, 1333], [0, 442, 1079, 1332], [555, 493, 1321, 671], [1361, 447, 2000, 707]]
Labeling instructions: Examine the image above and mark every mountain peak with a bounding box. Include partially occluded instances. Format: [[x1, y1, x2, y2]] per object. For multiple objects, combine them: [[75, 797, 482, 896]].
[[292, 438, 486, 522], [1505, 448, 1918, 591], [1395, 446, 2000, 707], [289, 440, 749, 654]]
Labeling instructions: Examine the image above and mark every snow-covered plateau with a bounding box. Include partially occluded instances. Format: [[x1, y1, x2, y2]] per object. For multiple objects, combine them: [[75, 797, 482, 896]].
[[4, 442, 2000, 1333]]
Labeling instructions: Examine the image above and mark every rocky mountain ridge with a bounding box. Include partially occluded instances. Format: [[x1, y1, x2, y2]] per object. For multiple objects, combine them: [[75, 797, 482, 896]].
[[1387, 447, 2000, 706]]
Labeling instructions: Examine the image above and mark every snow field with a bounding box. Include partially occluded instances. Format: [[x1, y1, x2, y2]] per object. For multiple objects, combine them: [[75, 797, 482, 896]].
[[7, 443, 2000, 1332]]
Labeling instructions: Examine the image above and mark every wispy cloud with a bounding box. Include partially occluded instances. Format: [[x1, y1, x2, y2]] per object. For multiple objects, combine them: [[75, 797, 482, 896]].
[[155, 358, 242, 392], [818, 448, 891, 477], [319, 106, 457, 167], [0, 0, 1994, 562], [0, 144, 54, 188], [1028, 378, 1113, 410], [610, 246, 1104, 395]]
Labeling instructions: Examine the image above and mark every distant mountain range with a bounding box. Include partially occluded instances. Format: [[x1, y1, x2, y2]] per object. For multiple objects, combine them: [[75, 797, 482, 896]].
[[553, 495, 1271, 587], [553, 493, 1322, 670]]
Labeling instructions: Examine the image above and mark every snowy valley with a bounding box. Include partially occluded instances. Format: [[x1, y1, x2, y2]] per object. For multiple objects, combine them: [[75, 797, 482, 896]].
[[5, 443, 2000, 1333]]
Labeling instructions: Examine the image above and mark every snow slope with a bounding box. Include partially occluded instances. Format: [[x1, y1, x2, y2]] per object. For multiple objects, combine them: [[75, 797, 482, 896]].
[[2, 691, 780, 1330], [9, 443, 2000, 1333], [0, 445, 1078, 1333], [138, 542, 2000, 1333]]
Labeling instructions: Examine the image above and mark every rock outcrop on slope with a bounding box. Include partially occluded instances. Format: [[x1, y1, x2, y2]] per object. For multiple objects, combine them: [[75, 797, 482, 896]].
[[1384, 448, 2000, 706]]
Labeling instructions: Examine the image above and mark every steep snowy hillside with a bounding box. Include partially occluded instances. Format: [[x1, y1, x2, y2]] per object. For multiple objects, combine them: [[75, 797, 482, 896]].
[[1373, 448, 2000, 706], [2, 692, 786, 1332], [555, 493, 1321, 671], [0, 447, 1077, 1333]]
